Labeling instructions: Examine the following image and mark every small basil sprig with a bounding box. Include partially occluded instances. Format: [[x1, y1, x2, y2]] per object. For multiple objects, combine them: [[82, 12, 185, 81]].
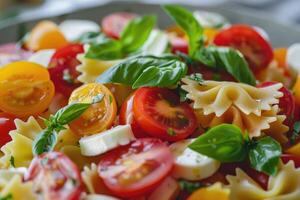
[[163, 5, 204, 56], [189, 124, 282, 176], [33, 96, 103, 155], [96, 55, 187, 89], [85, 15, 156, 60], [163, 5, 256, 86], [0, 194, 12, 200], [248, 137, 281, 176]]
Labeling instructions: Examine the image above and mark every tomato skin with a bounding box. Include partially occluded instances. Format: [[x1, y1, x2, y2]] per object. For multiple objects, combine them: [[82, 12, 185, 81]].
[[257, 81, 296, 127], [214, 24, 273, 73], [281, 154, 300, 167], [48, 44, 84, 97], [24, 152, 83, 200], [98, 138, 173, 198], [119, 93, 149, 138], [102, 12, 138, 39], [133, 87, 197, 142], [0, 113, 16, 147]]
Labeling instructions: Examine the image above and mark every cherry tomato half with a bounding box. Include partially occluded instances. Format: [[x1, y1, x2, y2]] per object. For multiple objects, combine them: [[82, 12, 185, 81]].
[[98, 138, 173, 198], [24, 152, 83, 200], [0, 113, 16, 147], [101, 12, 138, 39], [48, 44, 84, 97], [214, 25, 273, 73], [0, 61, 55, 117], [68, 83, 117, 136], [119, 93, 149, 138], [133, 87, 197, 142], [281, 154, 300, 167], [257, 81, 296, 127]]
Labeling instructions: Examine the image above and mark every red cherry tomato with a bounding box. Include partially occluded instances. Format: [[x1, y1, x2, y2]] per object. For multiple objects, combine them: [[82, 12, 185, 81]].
[[48, 44, 84, 97], [133, 87, 197, 142], [220, 162, 269, 190], [0, 113, 16, 147], [119, 93, 149, 138], [257, 81, 296, 127], [281, 154, 300, 167], [98, 138, 173, 198], [214, 25, 273, 73], [101, 12, 138, 39], [24, 152, 83, 200]]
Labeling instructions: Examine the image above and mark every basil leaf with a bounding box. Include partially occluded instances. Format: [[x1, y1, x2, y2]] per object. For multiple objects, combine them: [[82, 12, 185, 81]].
[[249, 136, 282, 176], [85, 15, 156, 60], [189, 124, 247, 162], [97, 55, 187, 89], [0, 194, 13, 200], [77, 32, 107, 44], [188, 73, 203, 84], [121, 15, 156, 53], [85, 39, 123, 60], [194, 46, 256, 85], [32, 129, 57, 155], [179, 180, 204, 194], [163, 5, 203, 56]]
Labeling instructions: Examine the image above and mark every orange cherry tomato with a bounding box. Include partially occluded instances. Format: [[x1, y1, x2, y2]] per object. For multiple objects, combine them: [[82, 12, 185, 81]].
[[26, 21, 68, 51], [0, 61, 55, 117], [68, 83, 117, 136], [187, 184, 229, 200]]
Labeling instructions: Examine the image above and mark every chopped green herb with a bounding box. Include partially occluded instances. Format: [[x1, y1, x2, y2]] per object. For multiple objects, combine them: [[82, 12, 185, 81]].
[[179, 180, 205, 194], [290, 121, 300, 144], [109, 95, 113, 104], [188, 73, 203, 85], [167, 128, 176, 136], [179, 87, 188, 102], [9, 156, 15, 167]]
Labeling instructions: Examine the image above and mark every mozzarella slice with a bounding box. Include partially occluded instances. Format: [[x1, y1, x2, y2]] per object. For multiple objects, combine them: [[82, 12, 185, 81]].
[[79, 125, 135, 156], [85, 194, 120, 200], [170, 139, 220, 181], [287, 43, 300, 73], [193, 11, 229, 28], [59, 20, 100, 41], [28, 49, 55, 68], [148, 177, 180, 200], [141, 29, 169, 56]]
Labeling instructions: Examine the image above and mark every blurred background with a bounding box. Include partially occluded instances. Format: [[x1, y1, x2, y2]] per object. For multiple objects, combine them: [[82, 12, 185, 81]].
[[1, 0, 300, 26]]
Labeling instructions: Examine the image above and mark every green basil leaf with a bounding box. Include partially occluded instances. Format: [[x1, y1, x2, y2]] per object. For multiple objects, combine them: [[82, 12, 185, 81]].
[[96, 55, 187, 89], [77, 31, 107, 44], [32, 129, 57, 155], [121, 15, 156, 53], [0, 194, 13, 200], [188, 124, 247, 162], [249, 136, 282, 176], [85, 39, 123, 60], [179, 180, 204, 194], [163, 5, 203, 56], [188, 73, 204, 85], [194, 46, 256, 85], [53, 102, 92, 125]]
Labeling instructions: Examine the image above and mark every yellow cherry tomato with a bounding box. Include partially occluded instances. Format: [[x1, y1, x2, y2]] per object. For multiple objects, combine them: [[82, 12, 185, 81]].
[[68, 83, 117, 136], [187, 183, 229, 200], [26, 20, 68, 51], [0, 61, 55, 117]]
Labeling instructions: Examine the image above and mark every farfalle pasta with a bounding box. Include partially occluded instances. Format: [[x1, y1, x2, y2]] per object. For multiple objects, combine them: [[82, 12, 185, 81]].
[[227, 161, 300, 200], [76, 53, 122, 84], [181, 78, 283, 116], [195, 105, 289, 140]]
